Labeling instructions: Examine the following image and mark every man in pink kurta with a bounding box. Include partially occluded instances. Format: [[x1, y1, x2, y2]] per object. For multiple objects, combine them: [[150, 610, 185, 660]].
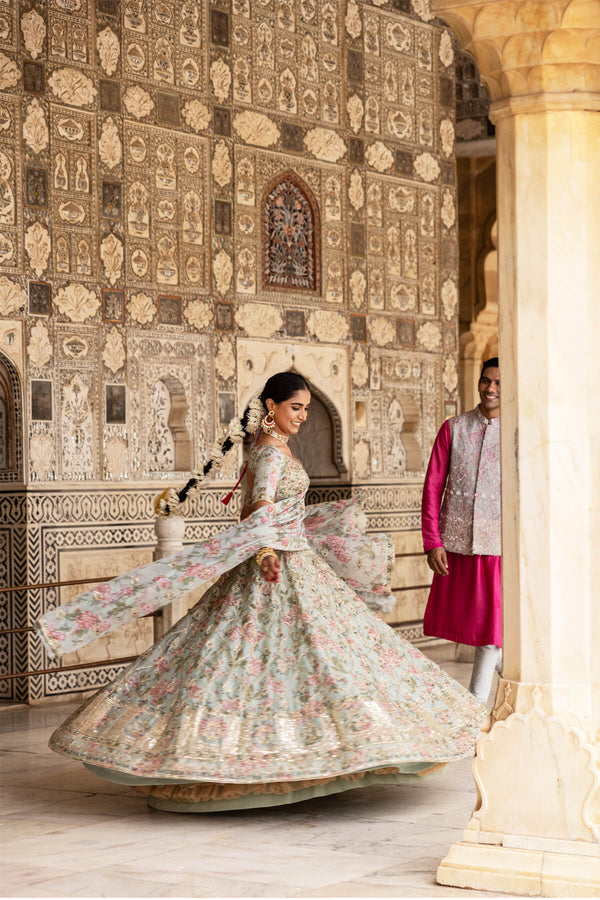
[[421, 358, 502, 703]]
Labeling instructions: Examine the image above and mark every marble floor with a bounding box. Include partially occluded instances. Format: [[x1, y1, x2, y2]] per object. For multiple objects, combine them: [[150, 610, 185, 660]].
[[1, 645, 506, 899]]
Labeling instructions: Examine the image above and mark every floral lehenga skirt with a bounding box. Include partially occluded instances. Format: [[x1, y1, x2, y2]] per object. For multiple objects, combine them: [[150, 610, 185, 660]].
[[50, 547, 484, 812]]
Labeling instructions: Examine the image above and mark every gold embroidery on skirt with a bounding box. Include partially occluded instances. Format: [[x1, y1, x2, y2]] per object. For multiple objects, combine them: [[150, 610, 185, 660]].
[[135, 766, 402, 803]]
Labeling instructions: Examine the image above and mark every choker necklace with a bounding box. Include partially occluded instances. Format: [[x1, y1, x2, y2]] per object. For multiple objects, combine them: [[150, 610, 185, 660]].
[[262, 424, 289, 445]]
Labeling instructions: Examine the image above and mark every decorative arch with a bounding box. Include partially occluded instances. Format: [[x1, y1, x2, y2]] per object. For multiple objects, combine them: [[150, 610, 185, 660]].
[[148, 375, 191, 472], [290, 369, 347, 478], [396, 392, 422, 472], [0, 349, 23, 483], [262, 169, 321, 294]]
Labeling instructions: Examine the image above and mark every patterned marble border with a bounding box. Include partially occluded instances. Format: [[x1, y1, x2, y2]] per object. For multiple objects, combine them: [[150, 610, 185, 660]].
[[2, 480, 424, 699]]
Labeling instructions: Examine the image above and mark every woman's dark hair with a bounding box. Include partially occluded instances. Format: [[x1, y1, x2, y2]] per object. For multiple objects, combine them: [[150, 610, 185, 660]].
[[175, 371, 309, 508], [259, 371, 309, 407], [480, 357, 499, 378]]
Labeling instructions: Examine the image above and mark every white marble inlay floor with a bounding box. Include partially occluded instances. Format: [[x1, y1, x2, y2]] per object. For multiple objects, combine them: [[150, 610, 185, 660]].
[[0, 645, 508, 898]]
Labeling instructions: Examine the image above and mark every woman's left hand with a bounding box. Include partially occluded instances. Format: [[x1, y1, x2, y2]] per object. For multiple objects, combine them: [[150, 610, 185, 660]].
[[259, 554, 281, 583]]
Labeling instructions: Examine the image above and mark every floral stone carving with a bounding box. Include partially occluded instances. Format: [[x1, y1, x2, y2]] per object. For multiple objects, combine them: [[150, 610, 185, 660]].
[[182, 100, 210, 132], [54, 283, 100, 323], [304, 128, 347, 162], [25, 222, 51, 277], [30, 434, 55, 480], [307, 310, 349, 343], [365, 142, 394, 173], [349, 269, 366, 308], [97, 27, 120, 77], [103, 327, 125, 373], [236, 303, 283, 338], [99, 117, 122, 170], [48, 68, 97, 107], [353, 438, 370, 479], [414, 152, 440, 183], [101, 233, 124, 285], [128, 292, 156, 325], [184, 300, 212, 330], [0, 53, 19, 90], [215, 337, 235, 381], [23, 99, 49, 154], [369, 316, 396, 347], [234, 111, 280, 148], [417, 321, 442, 351], [346, 2, 362, 39], [210, 58, 231, 103], [442, 278, 458, 320], [21, 9, 46, 60], [123, 85, 154, 119], [443, 356, 458, 394], [58, 200, 85, 224], [0, 276, 26, 315], [441, 190, 456, 230], [411, 0, 433, 21], [263, 175, 318, 292], [348, 170, 364, 211], [439, 31, 454, 68], [440, 119, 455, 158], [347, 94, 364, 134], [104, 437, 128, 479], [213, 249, 233, 296], [352, 347, 368, 388], [29, 321, 53, 368], [212, 141, 232, 188]]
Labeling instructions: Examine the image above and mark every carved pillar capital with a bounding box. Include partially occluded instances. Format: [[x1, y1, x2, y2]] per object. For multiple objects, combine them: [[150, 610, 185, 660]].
[[431, 0, 600, 115]]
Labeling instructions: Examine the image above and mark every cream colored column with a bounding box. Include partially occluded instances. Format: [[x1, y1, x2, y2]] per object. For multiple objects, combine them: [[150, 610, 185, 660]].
[[152, 513, 188, 639], [431, 1, 600, 894]]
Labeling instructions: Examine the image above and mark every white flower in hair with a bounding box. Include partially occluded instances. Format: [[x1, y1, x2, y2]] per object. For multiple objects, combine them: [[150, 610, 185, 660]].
[[166, 487, 181, 508], [210, 439, 224, 468], [228, 417, 245, 444], [246, 395, 265, 434], [154, 486, 182, 518]]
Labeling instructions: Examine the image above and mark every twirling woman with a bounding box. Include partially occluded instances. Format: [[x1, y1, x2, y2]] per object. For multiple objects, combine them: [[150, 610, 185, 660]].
[[36, 372, 484, 813]]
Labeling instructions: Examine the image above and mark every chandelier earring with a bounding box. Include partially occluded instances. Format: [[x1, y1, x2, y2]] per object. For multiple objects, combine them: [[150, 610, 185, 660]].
[[262, 410, 276, 434], [261, 409, 289, 444]]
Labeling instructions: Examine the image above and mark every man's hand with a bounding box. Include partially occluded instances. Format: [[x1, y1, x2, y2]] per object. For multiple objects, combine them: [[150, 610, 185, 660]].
[[259, 554, 281, 583], [427, 547, 449, 576]]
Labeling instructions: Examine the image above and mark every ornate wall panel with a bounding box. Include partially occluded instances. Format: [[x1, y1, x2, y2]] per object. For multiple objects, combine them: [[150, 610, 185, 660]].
[[0, 0, 457, 698]]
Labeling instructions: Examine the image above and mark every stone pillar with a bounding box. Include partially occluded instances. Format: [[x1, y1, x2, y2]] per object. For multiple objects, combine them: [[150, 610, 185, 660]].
[[153, 514, 187, 640], [431, 1, 600, 894]]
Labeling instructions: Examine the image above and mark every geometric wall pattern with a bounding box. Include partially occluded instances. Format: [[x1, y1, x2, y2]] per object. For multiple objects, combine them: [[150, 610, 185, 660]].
[[0, 0, 458, 698]]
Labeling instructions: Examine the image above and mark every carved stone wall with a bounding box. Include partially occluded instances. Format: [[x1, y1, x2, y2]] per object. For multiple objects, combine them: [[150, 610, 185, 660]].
[[0, 0, 458, 699]]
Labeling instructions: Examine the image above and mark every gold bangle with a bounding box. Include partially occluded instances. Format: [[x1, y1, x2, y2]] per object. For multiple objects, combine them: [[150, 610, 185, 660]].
[[256, 547, 277, 567]]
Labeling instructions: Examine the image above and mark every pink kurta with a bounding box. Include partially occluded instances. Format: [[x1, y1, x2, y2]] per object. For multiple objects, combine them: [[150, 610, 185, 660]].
[[421, 419, 502, 647]]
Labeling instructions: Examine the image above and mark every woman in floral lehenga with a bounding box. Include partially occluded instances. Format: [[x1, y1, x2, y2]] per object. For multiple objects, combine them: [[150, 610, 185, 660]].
[[37, 372, 484, 813]]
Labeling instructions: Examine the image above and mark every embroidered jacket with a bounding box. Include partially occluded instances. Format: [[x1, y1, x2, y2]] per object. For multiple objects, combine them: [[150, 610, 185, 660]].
[[422, 407, 501, 556]]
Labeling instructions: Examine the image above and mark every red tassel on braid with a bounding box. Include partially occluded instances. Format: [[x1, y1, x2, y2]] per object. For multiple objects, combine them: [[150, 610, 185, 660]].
[[221, 462, 248, 506], [221, 422, 263, 506]]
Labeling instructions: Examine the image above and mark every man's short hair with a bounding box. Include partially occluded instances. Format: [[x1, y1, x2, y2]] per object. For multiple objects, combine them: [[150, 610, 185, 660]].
[[480, 357, 499, 378]]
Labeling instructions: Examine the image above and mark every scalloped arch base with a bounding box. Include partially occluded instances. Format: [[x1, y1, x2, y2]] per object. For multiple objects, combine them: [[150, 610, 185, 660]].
[[438, 692, 600, 896]]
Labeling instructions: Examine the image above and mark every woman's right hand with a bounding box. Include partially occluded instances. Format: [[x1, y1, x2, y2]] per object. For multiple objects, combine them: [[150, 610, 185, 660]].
[[259, 554, 281, 583]]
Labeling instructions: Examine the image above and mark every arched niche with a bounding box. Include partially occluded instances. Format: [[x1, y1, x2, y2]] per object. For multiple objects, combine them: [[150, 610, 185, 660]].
[[262, 169, 321, 295], [237, 339, 350, 479], [290, 372, 347, 479], [396, 392, 422, 472], [0, 349, 23, 483], [387, 391, 422, 474], [148, 375, 191, 472]]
